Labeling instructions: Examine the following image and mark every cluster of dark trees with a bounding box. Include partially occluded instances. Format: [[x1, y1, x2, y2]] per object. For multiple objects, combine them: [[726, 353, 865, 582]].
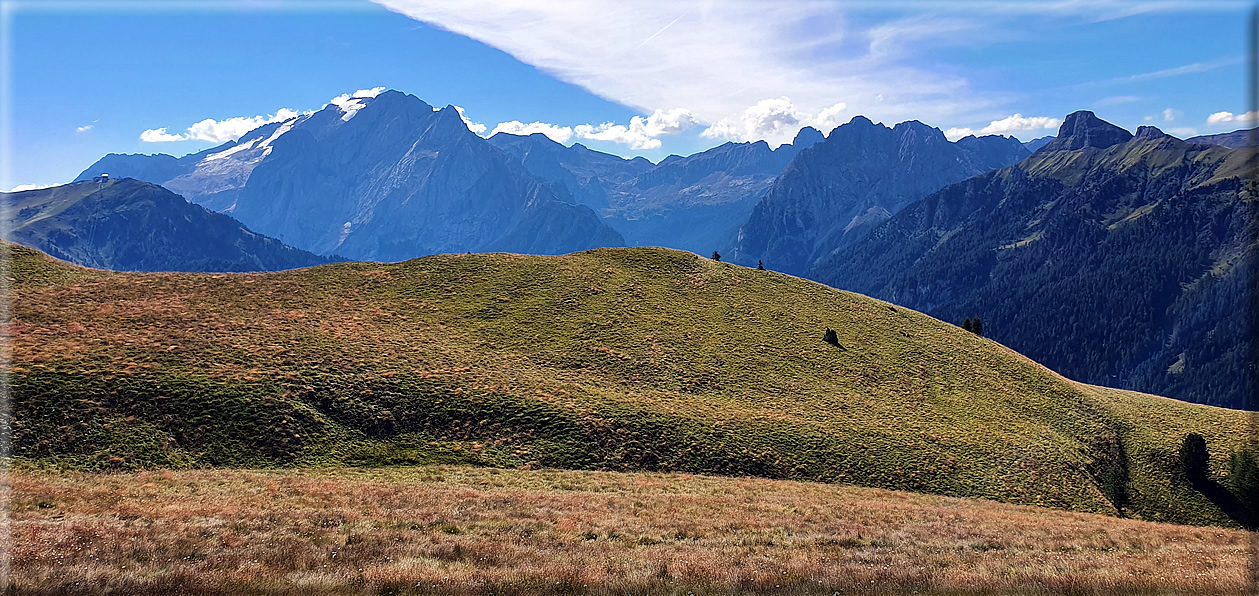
[[960, 317, 983, 336]]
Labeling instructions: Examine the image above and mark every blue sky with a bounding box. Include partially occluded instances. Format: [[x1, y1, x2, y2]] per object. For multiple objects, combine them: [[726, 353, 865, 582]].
[[3, 0, 1252, 190]]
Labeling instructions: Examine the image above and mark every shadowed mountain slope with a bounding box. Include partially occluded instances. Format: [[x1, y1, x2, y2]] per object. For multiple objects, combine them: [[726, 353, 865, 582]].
[[730, 117, 1030, 275], [811, 113, 1257, 409], [2, 178, 334, 272]]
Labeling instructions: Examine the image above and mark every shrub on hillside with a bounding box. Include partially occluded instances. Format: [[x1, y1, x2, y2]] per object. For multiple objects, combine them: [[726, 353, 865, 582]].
[[1228, 449, 1258, 508]]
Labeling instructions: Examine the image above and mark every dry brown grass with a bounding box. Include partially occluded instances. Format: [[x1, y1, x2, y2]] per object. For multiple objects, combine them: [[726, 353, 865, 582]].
[[10, 466, 1253, 595]]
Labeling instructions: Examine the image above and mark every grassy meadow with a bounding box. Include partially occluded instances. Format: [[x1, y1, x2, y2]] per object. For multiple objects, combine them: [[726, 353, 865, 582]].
[[9, 466, 1255, 595], [4, 242, 1255, 531]]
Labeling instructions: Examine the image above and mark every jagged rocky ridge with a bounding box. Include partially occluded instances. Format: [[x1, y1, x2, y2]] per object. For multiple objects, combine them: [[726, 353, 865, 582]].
[[729, 117, 1031, 274]]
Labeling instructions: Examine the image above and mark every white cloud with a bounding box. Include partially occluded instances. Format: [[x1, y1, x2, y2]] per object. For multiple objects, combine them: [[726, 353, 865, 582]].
[[574, 108, 697, 150], [1162, 108, 1181, 122], [7, 182, 61, 193], [76, 122, 95, 133], [139, 127, 188, 143], [1206, 110, 1259, 125], [702, 98, 802, 146], [813, 103, 849, 131], [1206, 111, 1234, 124], [140, 108, 301, 143], [1116, 58, 1240, 84], [943, 113, 1060, 141], [371, 0, 997, 132], [490, 120, 574, 144], [454, 106, 487, 134], [978, 114, 1061, 134], [139, 87, 386, 144], [330, 87, 386, 104], [187, 108, 302, 142], [701, 98, 847, 147], [329, 87, 385, 122]]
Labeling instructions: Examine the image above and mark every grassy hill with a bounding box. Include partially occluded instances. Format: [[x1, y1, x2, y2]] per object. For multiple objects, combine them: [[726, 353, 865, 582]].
[[6, 243, 1253, 527]]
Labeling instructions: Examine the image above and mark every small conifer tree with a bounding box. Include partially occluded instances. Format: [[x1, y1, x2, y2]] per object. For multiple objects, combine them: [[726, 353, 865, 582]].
[[1228, 449, 1258, 508], [823, 328, 839, 346], [962, 317, 973, 332], [712, 250, 721, 262], [973, 317, 984, 336], [757, 260, 764, 270]]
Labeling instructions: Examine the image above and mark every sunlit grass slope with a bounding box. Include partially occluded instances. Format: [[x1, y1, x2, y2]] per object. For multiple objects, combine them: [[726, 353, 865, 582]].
[[6, 243, 1251, 526]]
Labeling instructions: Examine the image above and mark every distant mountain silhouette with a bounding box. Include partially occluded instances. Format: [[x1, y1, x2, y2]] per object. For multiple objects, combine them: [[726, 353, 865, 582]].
[[488, 126, 826, 254], [1022, 135, 1054, 153], [1185, 127, 1258, 149], [3, 178, 335, 272]]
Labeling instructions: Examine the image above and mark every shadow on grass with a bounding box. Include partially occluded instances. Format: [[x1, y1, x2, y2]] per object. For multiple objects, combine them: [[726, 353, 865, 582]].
[[1192, 476, 1256, 529]]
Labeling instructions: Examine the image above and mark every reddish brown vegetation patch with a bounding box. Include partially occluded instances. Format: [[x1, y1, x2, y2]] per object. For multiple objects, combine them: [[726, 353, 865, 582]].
[[10, 467, 1251, 595]]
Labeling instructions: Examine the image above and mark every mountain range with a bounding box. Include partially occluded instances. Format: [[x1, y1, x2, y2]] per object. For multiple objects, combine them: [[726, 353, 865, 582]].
[[78, 91, 623, 261], [489, 125, 825, 254], [812, 111, 1256, 409], [729, 117, 1031, 274], [1185, 127, 1257, 149], [76, 90, 1028, 263]]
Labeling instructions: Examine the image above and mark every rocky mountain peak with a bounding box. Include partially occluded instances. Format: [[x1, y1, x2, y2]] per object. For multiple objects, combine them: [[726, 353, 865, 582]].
[[791, 126, 825, 149], [1041, 110, 1133, 152], [1134, 125, 1170, 141]]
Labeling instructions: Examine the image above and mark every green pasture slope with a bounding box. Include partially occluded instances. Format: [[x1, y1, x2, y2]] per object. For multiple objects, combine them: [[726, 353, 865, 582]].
[[7, 243, 1253, 527]]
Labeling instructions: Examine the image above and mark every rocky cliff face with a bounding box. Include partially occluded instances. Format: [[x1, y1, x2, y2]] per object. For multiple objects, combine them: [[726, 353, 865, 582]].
[[1036, 110, 1133, 152], [730, 117, 1030, 275]]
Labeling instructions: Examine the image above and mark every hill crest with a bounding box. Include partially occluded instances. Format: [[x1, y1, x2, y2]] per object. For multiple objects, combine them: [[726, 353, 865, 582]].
[[8, 242, 1252, 528]]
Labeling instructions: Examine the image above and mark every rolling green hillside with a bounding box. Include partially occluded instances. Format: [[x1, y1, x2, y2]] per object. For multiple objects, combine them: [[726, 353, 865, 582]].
[[6, 243, 1252, 527]]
